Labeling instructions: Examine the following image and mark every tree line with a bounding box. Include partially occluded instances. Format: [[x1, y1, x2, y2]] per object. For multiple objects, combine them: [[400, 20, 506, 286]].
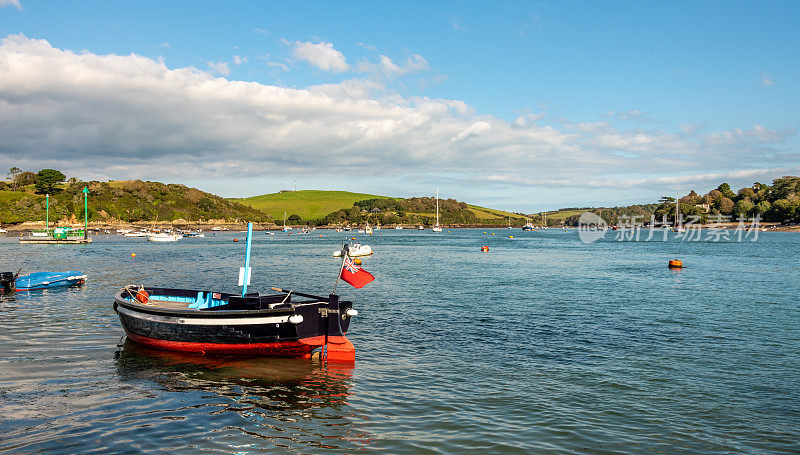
[[562, 176, 800, 226], [4, 167, 68, 194]]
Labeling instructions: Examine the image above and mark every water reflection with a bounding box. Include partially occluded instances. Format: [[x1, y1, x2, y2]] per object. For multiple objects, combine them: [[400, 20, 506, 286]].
[[115, 340, 369, 452]]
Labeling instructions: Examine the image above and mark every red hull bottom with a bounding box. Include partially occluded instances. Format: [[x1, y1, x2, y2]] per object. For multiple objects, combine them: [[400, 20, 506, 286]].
[[124, 331, 355, 362]]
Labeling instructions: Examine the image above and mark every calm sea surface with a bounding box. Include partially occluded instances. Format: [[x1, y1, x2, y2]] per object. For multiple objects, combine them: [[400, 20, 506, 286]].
[[1, 229, 798, 454]]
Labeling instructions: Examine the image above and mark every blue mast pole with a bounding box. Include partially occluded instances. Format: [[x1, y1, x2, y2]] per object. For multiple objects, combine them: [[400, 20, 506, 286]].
[[242, 222, 253, 297]]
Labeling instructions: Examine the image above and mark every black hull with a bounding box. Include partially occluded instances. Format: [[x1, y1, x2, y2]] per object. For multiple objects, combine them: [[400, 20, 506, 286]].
[[113, 287, 354, 360]]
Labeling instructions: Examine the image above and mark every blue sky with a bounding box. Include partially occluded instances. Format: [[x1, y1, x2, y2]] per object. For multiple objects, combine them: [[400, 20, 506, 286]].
[[1, 1, 798, 211]]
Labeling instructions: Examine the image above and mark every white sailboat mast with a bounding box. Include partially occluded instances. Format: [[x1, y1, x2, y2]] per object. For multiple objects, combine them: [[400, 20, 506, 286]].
[[436, 187, 439, 226]]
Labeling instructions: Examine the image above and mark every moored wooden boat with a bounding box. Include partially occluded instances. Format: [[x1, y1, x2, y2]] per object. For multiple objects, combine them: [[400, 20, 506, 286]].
[[113, 286, 357, 361]]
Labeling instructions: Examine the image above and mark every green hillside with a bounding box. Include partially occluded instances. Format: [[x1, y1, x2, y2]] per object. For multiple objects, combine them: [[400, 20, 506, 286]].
[[0, 180, 270, 224], [239, 190, 392, 221]]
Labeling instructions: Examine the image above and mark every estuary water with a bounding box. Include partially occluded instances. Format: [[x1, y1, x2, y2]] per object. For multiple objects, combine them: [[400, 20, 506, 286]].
[[0, 228, 798, 454]]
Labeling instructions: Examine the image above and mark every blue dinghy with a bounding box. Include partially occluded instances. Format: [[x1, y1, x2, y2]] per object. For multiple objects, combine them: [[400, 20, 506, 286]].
[[15, 271, 87, 291]]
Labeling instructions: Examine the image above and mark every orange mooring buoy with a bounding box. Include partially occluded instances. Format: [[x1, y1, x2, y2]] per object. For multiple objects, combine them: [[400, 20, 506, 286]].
[[135, 288, 149, 304], [668, 259, 683, 268], [233, 238, 238, 242], [481, 245, 489, 252], [354, 258, 362, 265]]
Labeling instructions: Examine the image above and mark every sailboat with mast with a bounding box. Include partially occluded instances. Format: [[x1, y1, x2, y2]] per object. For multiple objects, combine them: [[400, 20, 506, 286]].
[[282, 212, 292, 232], [432, 187, 443, 232], [673, 193, 686, 232]]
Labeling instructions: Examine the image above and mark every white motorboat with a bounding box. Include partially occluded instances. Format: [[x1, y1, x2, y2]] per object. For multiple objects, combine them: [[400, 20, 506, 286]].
[[124, 231, 148, 237], [0, 227, 7, 233], [333, 243, 373, 257], [395, 226, 403, 230], [147, 233, 182, 242], [365, 225, 373, 235]]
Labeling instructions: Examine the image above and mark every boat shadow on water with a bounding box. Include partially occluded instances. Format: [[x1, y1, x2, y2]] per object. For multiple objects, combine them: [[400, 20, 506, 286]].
[[114, 339, 356, 421]]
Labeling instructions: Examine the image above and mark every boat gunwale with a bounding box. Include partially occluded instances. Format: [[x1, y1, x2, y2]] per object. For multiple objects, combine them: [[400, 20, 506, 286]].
[[114, 289, 327, 318]]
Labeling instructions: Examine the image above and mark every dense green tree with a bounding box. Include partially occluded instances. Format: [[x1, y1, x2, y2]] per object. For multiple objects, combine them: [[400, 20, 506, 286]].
[[754, 200, 771, 216], [680, 190, 700, 205], [713, 196, 735, 215], [733, 198, 754, 217], [13, 171, 36, 188], [7, 167, 21, 190], [34, 169, 66, 194], [717, 183, 737, 199], [287, 214, 302, 222]]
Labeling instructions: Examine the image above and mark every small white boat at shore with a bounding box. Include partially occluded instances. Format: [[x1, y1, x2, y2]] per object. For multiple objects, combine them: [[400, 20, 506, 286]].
[[147, 233, 182, 242], [333, 243, 372, 257], [124, 231, 148, 237]]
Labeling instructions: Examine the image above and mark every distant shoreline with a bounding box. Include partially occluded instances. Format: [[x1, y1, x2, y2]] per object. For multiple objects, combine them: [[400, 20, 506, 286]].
[[2, 221, 799, 233]]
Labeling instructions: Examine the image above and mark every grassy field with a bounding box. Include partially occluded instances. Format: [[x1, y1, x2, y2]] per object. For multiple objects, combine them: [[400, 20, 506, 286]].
[[467, 204, 525, 221], [542, 209, 584, 221], [239, 190, 392, 221]]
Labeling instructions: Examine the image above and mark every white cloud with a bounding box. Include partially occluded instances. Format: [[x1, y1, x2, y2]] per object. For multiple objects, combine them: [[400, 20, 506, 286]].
[[0, 0, 22, 10], [207, 61, 230, 76], [233, 55, 247, 65], [0, 34, 796, 197], [761, 72, 773, 86], [355, 42, 376, 51], [356, 54, 429, 80], [292, 41, 348, 72], [449, 17, 465, 31]]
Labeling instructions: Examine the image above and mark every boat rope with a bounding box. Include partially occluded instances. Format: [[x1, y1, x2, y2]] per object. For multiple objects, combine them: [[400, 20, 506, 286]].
[[122, 285, 153, 306]]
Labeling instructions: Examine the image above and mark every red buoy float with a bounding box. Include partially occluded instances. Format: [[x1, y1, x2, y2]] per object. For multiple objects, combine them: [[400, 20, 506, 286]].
[[136, 289, 149, 304], [481, 245, 489, 252]]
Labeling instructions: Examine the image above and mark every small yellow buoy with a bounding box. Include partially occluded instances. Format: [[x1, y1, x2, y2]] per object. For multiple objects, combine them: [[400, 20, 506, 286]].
[[130, 253, 136, 258], [491, 233, 495, 236], [508, 235, 513, 238], [354, 258, 362, 265]]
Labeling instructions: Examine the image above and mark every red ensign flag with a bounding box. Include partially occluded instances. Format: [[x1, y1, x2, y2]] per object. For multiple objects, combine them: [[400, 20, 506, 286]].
[[340, 256, 375, 289]]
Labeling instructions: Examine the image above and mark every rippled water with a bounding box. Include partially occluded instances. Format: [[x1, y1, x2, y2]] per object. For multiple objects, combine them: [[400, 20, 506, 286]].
[[1, 229, 798, 453]]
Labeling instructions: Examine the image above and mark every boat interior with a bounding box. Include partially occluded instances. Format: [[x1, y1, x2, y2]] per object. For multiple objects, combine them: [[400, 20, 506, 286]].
[[121, 287, 300, 311]]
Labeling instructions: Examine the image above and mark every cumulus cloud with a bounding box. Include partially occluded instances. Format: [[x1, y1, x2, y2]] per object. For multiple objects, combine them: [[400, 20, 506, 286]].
[[0, 0, 22, 10], [207, 60, 230, 76], [357, 54, 429, 79], [292, 41, 348, 72], [0, 34, 796, 196]]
